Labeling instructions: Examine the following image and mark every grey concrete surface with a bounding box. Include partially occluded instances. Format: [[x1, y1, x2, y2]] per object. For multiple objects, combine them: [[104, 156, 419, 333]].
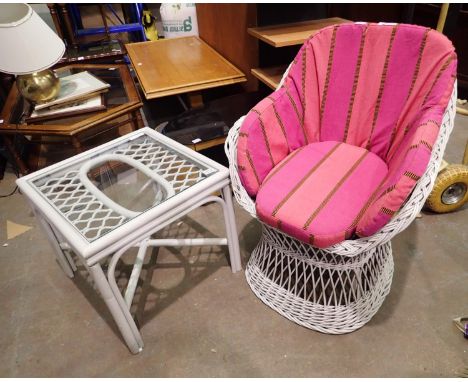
[[0, 114, 467, 377]]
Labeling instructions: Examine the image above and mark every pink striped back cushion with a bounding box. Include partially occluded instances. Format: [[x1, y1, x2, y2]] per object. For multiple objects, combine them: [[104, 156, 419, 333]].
[[237, 22, 456, 241], [356, 61, 456, 236], [237, 87, 307, 196]]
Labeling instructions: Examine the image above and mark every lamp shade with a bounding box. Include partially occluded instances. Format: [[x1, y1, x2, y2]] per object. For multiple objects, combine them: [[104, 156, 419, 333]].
[[0, 3, 65, 75]]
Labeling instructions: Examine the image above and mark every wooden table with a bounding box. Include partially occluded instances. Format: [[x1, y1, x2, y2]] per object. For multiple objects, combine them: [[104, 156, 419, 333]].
[[126, 36, 246, 106], [0, 64, 143, 175]]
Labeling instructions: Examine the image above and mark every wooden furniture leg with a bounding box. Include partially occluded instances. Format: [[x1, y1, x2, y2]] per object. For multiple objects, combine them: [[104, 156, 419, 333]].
[[71, 136, 83, 154], [58, 3, 79, 49], [130, 111, 139, 131], [47, 4, 65, 40], [2, 135, 28, 175], [186, 91, 204, 109], [0, 153, 6, 180]]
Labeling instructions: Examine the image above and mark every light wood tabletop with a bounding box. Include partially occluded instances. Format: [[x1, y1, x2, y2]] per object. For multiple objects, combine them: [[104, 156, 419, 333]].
[[247, 17, 350, 48], [126, 36, 247, 100]]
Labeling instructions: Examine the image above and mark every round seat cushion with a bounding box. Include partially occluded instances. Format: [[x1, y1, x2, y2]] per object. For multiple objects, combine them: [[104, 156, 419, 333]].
[[255, 141, 388, 248]]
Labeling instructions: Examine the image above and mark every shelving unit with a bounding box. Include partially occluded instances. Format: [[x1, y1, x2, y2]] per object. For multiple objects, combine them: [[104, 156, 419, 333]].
[[251, 65, 288, 90], [248, 17, 349, 48], [249, 17, 349, 89]]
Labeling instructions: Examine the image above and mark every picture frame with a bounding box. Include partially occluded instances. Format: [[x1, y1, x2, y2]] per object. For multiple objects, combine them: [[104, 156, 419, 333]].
[[26, 94, 106, 123], [34, 71, 110, 111]]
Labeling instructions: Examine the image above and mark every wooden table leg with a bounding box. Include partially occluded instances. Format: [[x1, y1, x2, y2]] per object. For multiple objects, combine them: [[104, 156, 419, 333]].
[[47, 4, 65, 40], [0, 154, 6, 180], [186, 91, 204, 109], [58, 3, 79, 49], [135, 110, 144, 129], [2, 135, 28, 175], [71, 136, 83, 154], [130, 111, 141, 131]]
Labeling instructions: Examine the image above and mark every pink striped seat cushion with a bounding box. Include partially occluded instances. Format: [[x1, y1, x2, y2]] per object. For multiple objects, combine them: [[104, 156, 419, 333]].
[[256, 141, 388, 248]]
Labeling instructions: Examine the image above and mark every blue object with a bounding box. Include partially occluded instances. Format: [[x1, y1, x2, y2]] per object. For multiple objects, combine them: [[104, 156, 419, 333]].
[[68, 4, 146, 43]]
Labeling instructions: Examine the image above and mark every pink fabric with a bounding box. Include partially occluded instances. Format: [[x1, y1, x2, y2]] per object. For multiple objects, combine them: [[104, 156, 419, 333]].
[[238, 87, 306, 196], [320, 24, 364, 142], [344, 25, 394, 147], [237, 22, 456, 244], [357, 63, 456, 236], [368, 25, 426, 157], [387, 30, 456, 160], [256, 142, 388, 248]]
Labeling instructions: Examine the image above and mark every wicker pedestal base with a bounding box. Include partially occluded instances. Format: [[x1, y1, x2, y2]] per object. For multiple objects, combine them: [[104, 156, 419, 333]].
[[245, 225, 394, 334]]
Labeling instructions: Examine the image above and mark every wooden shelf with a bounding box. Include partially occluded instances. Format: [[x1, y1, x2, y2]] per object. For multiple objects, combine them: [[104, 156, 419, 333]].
[[247, 17, 350, 48], [251, 66, 288, 90], [186, 136, 226, 152]]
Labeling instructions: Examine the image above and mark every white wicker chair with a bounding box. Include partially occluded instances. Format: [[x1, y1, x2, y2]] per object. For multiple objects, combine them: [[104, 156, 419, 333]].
[[225, 62, 457, 333]]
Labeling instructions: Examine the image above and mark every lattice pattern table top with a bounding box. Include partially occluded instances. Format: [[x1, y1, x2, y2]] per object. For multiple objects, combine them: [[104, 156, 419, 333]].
[[28, 132, 217, 242]]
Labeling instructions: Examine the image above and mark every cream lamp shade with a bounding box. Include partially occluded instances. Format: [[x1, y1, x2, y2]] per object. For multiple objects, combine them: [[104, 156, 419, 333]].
[[0, 3, 65, 75]]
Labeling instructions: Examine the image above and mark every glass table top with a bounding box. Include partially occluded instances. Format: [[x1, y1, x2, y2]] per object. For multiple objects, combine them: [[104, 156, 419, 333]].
[[28, 131, 217, 242]]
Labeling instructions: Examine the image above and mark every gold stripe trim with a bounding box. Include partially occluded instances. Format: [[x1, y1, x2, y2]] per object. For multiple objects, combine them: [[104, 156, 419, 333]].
[[272, 103, 289, 144], [407, 28, 430, 101], [263, 146, 305, 186], [344, 26, 367, 142], [348, 176, 387, 230], [252, 108, 275, 167], [379, 184, 396, 198], [246, 150, 260, 186], [303, 150, 369, 230], [381, 207, 396, 216], [404, 171, 420, 181], [300, 47, 309, 144], [422, 55, 454, 105], [387, 28, 434, 159], [320, 25, 338, 126], [286, 89, 302, 123], [367, 25, 398, 150], [272, 143, 341, 217], [286, 89, 303, 130]]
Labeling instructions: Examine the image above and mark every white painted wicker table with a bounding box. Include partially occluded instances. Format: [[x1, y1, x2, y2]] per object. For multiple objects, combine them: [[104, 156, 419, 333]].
[[16, 127, 241, 354]]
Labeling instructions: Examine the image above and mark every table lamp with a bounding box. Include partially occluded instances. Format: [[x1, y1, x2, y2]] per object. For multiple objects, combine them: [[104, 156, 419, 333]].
[[0, 3, 65, 104]]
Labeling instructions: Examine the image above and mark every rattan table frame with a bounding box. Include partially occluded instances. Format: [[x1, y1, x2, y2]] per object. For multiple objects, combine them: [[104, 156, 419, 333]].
[[16, 127, 241, 354]]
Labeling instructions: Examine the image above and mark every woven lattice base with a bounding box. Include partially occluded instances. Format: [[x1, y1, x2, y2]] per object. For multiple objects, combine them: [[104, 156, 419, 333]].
[[245, 225, 394, 334]]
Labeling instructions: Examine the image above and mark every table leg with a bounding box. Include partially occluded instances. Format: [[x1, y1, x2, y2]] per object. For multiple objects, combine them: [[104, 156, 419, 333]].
[[130, 111, 139, 131], [2, 135, 28, 175], [71, 136, 83, 154], [47, 4, 65, 40], [89, 263, 143, 354], [58, 3, 79, 49], [34, 209, 75, 278], [186, 91, 204, 109], [220, 185, 242, 272], [132, 110, 144, 130]]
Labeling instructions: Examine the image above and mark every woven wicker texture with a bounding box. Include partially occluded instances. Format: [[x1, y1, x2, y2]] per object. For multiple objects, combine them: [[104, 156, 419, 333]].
[[33, 136, 208, 241], [225, 65, 456, 332]]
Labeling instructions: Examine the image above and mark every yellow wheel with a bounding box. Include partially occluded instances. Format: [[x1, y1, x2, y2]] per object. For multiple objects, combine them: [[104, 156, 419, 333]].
[[426, 164, 468, 213]]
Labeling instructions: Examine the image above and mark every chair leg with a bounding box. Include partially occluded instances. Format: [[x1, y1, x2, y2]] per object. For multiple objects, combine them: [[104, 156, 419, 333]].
[[245, 224, 394, 334]]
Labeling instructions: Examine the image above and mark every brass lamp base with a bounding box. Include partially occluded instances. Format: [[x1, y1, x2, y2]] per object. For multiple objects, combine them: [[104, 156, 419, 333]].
[[16, 69, 60, 104]]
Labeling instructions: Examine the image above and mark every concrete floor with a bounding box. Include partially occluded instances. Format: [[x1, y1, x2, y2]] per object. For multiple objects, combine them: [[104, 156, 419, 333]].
[[0, 114, 467, 377]]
